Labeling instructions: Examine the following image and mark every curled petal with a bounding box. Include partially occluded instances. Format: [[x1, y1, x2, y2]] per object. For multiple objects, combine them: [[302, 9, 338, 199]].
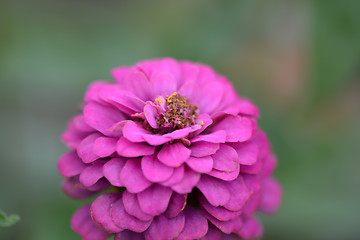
[[71, 204, 110, 240], [93, 137, 117, 158], [145, 213, 185, 240], [186, 156, 213, 173], [103, 158, 126, 187], [141, 155, 174, 182], [117, 137, 155, 158], [122, 191, 153, 221], [212, 144, 239, 172], [157, 142, 191, 167], [77, 133, 102, 163], [197, 175, 230, 207], [177, 207, 208, 240], [58, 151, 86, 177], [91, 192, 123, 232], [120, 159, 152, 193], [79, 160, 106, 187], [165, 193, 187, 218], [111, 198, 152, 232], [137, 184, 173, 216]]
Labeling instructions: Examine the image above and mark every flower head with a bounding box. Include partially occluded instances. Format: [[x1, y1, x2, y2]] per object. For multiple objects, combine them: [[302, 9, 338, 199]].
[[58, 58, 282, 240]]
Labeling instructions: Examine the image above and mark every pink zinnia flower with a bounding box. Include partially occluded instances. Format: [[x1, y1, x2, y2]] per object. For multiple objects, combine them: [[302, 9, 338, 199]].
[[58, 58, 281, 240]]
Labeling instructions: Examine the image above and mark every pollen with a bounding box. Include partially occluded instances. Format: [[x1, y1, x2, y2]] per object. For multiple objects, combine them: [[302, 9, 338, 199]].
[[156, 93, 198, 130]]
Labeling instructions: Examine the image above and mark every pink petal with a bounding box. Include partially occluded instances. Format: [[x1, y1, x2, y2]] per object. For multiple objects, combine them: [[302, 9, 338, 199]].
[[171, 168, 201, 194], [150, 71, 177, 97], [71, 204, 110, 240], [117, 137, 155, 157], [124, 70, 153, 100], [240, 157, 262, 174], [99, 84, 145, 114], [243, 192, 262, 215], [223, 176, 251, 211], [178, 80, 200, 104], [200, 195, 242, 221], [196, 82, 224, 114], [259, 177, 282, 214], [190, 142, 219, 157], [159, 165, 185, 187], [200, 224, 221, 240], [79, 160, 105, 187], [137, 184, 173, 216], [83, 102, 124, 137], [196, 175, 230, 207], [58, 151, 87, 177], [77, 133, 101, 163], [260, 153, 277, 178], [203, 210, 243, 234], [114, 230, 145, 240], [207, 163, 240, 181], [62, 177, 97, 199], [191, 130, 226, 143], [212, 144, 239, 172], [191, 113, 213, 136], [186, 156, 213, 173], [120, 159, 152, 193], [103, 158, 127, 187], [145, 213, 185, 240], [144, 104, 158, 129], [111, 198, 152, 232], [122, 121, 150, 142], [141, 155, 174, 182], [177, 207, 208, 240], [230, 141, 259, 165], [111, 66, 131, 84], [212, 116, 252, 142], [165, 193, 187, 218], [238, 215, 263, 239], [122, 191, 153, 221], [157, 142, 191, 167], [84, 81, 108, 103], [90, 192, 123, 232], [93, 137, 117, 158]]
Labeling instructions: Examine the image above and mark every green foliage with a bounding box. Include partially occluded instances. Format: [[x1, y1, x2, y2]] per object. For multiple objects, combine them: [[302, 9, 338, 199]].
[[0, 210, 20, 227]]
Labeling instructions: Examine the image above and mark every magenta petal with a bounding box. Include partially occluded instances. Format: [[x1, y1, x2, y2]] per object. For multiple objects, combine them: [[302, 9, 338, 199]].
[[159, 165, 185, 187], [165, 193, 187, 218], [197, 175, 230, 207], [79, 160, 105, 187], [141, 155, 174, 182], [144, 104, 158, 129], [186, 156, 213, 173], [200, 195, 242, 221], [62, 177, 97, 199], [212, 116, 252, 142], [71, 204, 110, 240], [203, 210, 243, 234], [200, 224, 221, 240], [84, 81, 108, 103], [191, 130, 227, 143], [120, 159, 152, 193], [162, 127, 193, 140], [103, 158, 126, 187], [117, 137, 155, 157], [231, 141, 259, 165], [150, 71, 177, 97], [111, 66, 131, 83], [212, 144, 239, 172], [207, 162, 240, 181], [238, 215, 263, 239], [115, 230, 145, 240], [122, 191, 153, 221], [111, 198, 152, 232], [145, 213, 185, 240], [171, 168, 200, 194], [196, 82, 224, 114], [93, 137, 117, 158], [192, 113, 213, 136], [91, 192, 123, 232], [77, 133, 101, 163], [223, 176, 251, 211], [190, 142, 219, 157], [124, 70, 153, 100], [177, 207, 208, 240], [123, 121, 153, 142], [243, 192, 262, 215], [259, 177, 282, 214], [84, 102, 124, 137], [58, 151, 86, 177], [157, 142, 191, 167], [137, 184, 173, 216]]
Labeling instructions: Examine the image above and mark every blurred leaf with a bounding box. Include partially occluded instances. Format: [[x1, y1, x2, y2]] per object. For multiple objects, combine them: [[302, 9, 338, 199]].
[[0, 210, 20, 227]]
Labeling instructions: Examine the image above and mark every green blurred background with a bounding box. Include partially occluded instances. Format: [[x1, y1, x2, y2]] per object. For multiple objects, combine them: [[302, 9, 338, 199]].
[[1, 0, 360, 239]]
